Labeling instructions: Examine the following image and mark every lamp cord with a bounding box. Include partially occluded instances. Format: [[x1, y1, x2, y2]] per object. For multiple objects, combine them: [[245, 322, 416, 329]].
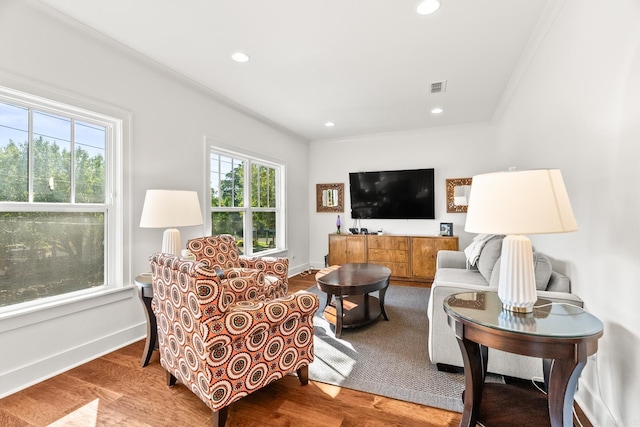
[[532, 301, 585, 310]]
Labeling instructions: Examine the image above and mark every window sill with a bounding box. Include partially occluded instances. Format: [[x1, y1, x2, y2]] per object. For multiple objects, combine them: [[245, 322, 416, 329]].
[[0, 286, 136, 333]]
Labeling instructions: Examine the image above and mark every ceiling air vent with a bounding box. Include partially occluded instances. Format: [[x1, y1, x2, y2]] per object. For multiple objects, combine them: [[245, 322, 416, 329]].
[[430, 80, 447, 94]]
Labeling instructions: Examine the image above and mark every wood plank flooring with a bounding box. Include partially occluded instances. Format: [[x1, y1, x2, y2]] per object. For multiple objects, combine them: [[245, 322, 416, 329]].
[[0, 271, 591, 426]]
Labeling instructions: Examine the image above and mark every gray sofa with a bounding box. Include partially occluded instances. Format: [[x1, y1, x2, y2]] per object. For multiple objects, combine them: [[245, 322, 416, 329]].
[[427, 235, 583, 380]]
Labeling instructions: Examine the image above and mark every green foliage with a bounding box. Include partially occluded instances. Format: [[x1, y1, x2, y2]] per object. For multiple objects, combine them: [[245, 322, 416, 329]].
[[0, 136, 106, 306], [0, 140, 28, 201], [0, 137, 104, 203]]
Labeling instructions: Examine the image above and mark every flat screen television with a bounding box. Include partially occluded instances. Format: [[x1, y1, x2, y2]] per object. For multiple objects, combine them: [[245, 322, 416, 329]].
[[349, 168, 435, 219]]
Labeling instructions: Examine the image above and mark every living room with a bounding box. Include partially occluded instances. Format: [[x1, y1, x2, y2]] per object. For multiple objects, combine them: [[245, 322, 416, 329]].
[[1, 0, 638, 426]]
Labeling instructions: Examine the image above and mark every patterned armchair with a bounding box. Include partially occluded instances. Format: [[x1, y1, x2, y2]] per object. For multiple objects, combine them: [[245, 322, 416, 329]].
[[187, 234, 289, 301], [150, 253, 319, 427]]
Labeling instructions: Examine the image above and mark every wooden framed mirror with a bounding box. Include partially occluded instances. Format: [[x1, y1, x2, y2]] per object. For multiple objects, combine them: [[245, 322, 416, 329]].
[[446, 178, 472, 213], [316, 183, 344, 212]]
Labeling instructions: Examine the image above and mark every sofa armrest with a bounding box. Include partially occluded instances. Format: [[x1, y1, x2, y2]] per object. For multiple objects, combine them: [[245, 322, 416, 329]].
[[436, 250, 468, 269], [546, 271, 571, 293]]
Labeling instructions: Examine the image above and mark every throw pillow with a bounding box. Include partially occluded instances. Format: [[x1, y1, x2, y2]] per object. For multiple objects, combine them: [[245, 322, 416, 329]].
[[490, 252, 553, 291], [476, 235, 504, 282]]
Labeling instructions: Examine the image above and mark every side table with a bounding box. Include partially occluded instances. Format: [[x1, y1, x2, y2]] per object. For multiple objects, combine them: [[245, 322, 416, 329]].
[[134, 273, 157, 367], [444, 291, 603, 427]]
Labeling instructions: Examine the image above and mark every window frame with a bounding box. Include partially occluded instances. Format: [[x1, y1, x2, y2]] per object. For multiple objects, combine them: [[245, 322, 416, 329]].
[[0, 85, 124, 315], [206, 138, 286, 256]]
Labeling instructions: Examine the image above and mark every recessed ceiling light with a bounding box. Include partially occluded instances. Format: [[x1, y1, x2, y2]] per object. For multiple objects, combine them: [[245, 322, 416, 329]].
[[431, 107, 444, 114], [417, 0, 441, 15], [324, 122, 335, 127], [231, 52, 250, 63]]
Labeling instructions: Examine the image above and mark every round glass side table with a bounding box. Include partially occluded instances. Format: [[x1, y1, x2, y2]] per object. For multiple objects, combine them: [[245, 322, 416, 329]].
[[444, 291, 603, 427]]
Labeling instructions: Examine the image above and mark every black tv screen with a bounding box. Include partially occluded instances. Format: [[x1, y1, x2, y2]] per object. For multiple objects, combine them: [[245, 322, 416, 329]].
[[349, 168, 435, 219]]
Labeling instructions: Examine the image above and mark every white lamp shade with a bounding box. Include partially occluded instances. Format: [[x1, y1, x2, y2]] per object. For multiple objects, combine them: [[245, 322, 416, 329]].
[[139, 190, 204, 229], [465, 169, 577, 235], [464, 169, 577, 313]]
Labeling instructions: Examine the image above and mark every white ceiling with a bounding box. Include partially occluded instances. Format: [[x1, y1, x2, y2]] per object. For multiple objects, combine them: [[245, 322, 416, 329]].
[[36, 0, 551, 141]]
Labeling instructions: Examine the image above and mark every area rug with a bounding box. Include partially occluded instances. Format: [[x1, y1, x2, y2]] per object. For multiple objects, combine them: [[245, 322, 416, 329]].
[[307, 285, 501, 413]]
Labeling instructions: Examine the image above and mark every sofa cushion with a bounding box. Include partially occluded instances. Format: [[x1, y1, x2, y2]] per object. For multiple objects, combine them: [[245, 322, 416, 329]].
[[490, 252, 553, 291], [476, 235, 504, 282]]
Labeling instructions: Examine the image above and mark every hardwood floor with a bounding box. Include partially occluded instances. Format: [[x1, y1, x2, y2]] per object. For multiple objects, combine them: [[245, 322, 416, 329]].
[[0, 271, 590, 426]]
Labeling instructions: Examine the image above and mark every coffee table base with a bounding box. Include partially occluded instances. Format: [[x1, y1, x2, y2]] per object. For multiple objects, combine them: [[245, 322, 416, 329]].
[[323, 294, 388, 338]]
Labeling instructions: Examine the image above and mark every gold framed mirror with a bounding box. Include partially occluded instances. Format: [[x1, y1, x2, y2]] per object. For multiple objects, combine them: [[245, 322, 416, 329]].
[[316, 183, 344, 212], [446, 178, 472, 213]]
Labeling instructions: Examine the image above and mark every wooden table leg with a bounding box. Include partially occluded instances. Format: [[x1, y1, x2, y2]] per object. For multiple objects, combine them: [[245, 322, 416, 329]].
[[547, 358, 585, 427], [335, 295, 344, 338], [457, 336, 485, 427], [139, 291, 157, 367], [379, 285, 389, 321]]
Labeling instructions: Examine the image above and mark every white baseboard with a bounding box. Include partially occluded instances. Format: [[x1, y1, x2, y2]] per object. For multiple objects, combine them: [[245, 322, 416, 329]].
[[575, 380, 620, 427], [0, 322, 146, 398]]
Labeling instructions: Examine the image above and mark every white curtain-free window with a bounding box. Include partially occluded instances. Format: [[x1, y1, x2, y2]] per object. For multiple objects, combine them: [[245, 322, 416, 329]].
[[0, 86, 121, 310]]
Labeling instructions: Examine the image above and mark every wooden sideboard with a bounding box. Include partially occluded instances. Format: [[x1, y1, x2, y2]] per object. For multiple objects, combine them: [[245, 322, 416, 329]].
[[327, 234, 459, 282]]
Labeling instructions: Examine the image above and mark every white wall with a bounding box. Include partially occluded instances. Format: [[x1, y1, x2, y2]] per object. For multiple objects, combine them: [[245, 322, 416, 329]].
[[308, 1, 640, 425], [493, 1, 640, 425], [0, 0, 309, 397], [1, 0, 637, 424], [308, 124, 497, 267]]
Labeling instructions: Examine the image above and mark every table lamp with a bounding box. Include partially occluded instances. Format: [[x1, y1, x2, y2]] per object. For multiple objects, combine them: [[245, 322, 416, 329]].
[[464, 169, 577, 313], [139, 189, 204, 255]]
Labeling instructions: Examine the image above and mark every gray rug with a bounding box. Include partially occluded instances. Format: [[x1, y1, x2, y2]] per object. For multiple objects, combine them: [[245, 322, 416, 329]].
[[308, 285, 501, 413]]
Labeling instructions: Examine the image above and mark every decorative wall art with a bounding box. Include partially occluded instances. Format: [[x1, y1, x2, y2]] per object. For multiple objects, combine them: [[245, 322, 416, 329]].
[[446, 178, 472, 213], [316, 183, 344, 213]]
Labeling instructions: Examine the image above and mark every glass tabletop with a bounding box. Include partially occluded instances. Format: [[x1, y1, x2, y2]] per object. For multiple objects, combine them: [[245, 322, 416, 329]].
[[444, 291, 603, 338]]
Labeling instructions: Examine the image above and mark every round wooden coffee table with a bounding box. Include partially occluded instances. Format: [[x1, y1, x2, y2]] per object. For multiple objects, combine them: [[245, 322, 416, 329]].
[[316, 263, 391, 338]]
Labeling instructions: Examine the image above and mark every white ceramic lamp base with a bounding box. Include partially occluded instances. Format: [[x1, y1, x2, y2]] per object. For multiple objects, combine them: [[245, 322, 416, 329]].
[[497, 234, 537, 313], [161, 228, 182, 256]]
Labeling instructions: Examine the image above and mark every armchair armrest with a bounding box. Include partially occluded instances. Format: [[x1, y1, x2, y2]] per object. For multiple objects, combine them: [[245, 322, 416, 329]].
[[239, 256, 289, 283], [219, 268, 268, 303]]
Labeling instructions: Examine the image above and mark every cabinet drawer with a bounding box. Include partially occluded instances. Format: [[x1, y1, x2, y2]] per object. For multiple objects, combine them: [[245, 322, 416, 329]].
[[367, 236, 409, 250], [369, 261, 410, 277], [368, 248, 409, 263]]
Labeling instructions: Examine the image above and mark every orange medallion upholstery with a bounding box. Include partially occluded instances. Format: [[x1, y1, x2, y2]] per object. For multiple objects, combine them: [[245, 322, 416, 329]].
[[187, 234, 289, 301], [150, 253, 318, 423]]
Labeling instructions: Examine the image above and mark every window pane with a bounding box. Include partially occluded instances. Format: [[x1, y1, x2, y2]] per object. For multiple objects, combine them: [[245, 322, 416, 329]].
[[210, 153, 221, 207], [0, 211, 105, 307], [252, 211, 276, 253], [251, 164, 276, 208], [0, 102, 29, 202], [75, 120, 106, 203], [221, 156, 244, 208], [33, 110, 71, 203], [211, 211, 244, 254]]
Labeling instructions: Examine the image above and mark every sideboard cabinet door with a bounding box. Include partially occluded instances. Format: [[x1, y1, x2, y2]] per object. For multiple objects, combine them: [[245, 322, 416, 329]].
[[328, 234, 367, 265], [411, 236, 459, 281]]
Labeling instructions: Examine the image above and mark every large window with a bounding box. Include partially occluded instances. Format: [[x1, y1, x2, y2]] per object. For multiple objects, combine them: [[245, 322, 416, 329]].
[[0, 87, 119, 309], [209, 146, 284, 255]]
